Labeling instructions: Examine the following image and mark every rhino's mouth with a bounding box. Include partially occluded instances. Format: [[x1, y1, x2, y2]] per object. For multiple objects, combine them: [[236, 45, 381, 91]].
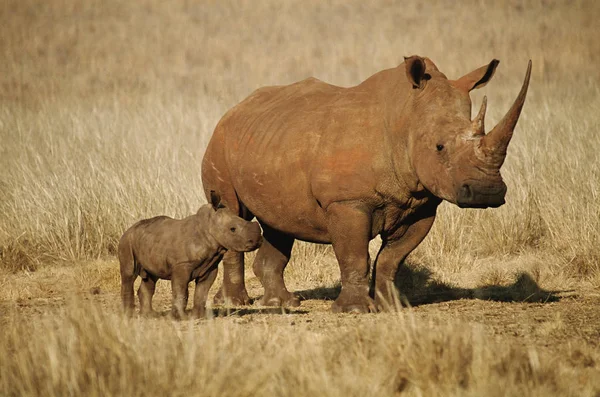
[[457, 198, 505, 209], [456, 182, 506, 209], [241, 235, 263, 252]]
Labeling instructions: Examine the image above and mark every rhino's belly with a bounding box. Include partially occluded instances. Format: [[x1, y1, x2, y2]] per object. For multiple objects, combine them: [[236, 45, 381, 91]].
[[134, 248, 172, 279], [239, 187, 331, 243], [230, 159, 331, 243]]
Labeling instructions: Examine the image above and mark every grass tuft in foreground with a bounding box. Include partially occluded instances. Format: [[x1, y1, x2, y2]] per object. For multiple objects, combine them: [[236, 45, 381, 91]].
[[2, 300, 597, 397]]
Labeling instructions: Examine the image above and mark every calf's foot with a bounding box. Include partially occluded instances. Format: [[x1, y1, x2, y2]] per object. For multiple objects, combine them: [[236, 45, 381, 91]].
[[190, 306, 207, 319], [170, 308, 188, 320], [139, 308, 158, 318]]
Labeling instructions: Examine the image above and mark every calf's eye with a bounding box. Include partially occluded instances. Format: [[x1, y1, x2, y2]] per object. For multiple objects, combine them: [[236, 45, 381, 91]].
[[436, 144, 444, 151], [230, 227, 236, 233]]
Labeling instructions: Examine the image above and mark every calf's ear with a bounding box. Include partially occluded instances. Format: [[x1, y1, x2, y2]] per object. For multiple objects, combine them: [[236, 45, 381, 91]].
[[209, 190, 222, 210], [404, 55, 427, 89], [452, 59, 499, 92]]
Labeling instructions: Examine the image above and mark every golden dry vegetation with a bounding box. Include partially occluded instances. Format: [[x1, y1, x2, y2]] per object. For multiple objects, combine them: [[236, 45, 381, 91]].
[[0, 0, 599, 396]]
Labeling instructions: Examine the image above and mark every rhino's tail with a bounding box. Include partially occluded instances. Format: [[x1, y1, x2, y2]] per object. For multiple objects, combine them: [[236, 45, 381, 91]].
[[118, 232, 137, 315]]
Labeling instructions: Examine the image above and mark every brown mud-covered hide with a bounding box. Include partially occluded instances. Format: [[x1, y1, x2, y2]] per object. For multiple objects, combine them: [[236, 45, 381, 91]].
[[202, 56, 531, 313], [118, 191, 262, 319]]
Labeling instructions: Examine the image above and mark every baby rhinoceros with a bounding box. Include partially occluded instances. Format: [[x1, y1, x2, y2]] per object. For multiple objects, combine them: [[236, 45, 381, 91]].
[[118, 191, 262, 319]]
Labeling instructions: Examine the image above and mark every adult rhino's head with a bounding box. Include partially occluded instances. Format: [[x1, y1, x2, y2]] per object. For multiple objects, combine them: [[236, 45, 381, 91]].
[[403, 56, 531, 208], [207, 191, 263, 252]]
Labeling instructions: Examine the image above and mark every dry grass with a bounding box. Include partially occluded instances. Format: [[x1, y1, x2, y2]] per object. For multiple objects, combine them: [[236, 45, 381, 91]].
[[0, 0, 598, 284], [1, 0, 600, 395], [2, 300, 598, 397]]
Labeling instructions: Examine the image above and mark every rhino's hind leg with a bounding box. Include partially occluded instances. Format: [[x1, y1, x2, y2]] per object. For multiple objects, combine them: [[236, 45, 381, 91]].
[[253, 224, 300, 308], [213, 251, 251, 306], [138, 272, 157, 317], [118, 238, 137, 316], [121, 275, 136, 316]]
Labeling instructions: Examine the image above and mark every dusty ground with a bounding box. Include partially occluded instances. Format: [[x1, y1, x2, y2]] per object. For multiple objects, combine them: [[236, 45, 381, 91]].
[[4, 260, 599, 367], [1, 255, 599, 395]]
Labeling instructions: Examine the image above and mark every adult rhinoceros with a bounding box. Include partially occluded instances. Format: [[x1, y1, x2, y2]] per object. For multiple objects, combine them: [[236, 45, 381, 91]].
[[201, 56, 531, 313]]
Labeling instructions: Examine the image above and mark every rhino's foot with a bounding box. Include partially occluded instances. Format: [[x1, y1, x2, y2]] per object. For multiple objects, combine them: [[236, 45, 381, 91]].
[[122, 306, 135, 318], [257, 290, 300, 308], [170, 309, 188, 321], [190, 307, 208, 320], [331, 292, 377, 314], [139, 309, 159, 318], [213, 287, 251, 306], [374, 286, 404, 312]]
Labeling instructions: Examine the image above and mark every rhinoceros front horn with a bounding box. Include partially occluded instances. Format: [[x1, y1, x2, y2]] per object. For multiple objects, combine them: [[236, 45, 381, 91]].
[[482, 60, 532, 166]]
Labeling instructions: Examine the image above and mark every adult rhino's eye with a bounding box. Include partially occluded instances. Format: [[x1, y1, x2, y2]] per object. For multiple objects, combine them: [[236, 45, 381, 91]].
[[230, 227, 236, 233], [436, 144, 444, 152]]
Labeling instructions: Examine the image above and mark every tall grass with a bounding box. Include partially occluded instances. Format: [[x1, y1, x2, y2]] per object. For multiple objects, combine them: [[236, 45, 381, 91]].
[[2, 300, 596, 397], [0, 0, 599, 285]]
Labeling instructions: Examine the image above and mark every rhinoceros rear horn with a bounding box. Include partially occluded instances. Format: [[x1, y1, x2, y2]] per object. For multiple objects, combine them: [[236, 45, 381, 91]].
[[472, 96, 487, 136], [482, 60, 532, 165]]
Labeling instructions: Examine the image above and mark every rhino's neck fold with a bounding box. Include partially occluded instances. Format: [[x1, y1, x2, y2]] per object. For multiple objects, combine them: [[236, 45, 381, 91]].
[[196, 208, 222, 250], [383, 80, 428, 200]]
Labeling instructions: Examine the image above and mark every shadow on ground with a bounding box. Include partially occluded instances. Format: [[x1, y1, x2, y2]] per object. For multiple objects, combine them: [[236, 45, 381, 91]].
[[152, 306, 309, 319], [295, 265, 566, 306], [209, 307, 309, 317]]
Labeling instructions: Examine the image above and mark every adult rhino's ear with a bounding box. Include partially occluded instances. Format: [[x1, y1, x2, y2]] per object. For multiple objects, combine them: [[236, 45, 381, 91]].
[[404, 55, 427, 89], [452, 59, 500, 92], [209, 190, 222, 211]]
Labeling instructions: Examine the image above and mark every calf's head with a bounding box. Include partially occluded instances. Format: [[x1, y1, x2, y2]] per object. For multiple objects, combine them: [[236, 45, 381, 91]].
[[207, 191, 262, 252], [404, 56, 531, 208]]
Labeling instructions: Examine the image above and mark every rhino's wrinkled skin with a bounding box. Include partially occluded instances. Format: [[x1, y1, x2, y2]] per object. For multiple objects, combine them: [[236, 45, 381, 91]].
[[118, 192, 262, 318], [202, 56, 531, 313]]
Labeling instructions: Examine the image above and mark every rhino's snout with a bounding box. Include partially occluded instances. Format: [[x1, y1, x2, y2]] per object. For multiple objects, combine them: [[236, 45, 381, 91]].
[[244, 235, 263, 251], [240, 223, 263, 252], [457, 181, 507, 209]]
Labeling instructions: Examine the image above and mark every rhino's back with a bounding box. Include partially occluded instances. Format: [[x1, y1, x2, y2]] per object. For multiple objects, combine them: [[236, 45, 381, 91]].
[[124, 216, 186, 276]]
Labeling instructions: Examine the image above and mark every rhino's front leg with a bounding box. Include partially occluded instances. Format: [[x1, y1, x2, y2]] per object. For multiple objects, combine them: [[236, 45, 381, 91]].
[[171, 267, 192, 319], [191, 266, 219, 319], [373, 211, 436, 310], [327, 202, 376, 313]]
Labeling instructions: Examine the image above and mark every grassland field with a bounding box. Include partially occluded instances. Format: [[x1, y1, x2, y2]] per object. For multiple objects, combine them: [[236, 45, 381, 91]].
[[0, 0, 599, 396]]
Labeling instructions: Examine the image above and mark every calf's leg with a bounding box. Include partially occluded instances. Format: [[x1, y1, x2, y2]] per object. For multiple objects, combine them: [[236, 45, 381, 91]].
[[171, 267, 192, 319], [119, 245, 137, 315], [191, 266, 219, 319], [138, 272, 157, 317]]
